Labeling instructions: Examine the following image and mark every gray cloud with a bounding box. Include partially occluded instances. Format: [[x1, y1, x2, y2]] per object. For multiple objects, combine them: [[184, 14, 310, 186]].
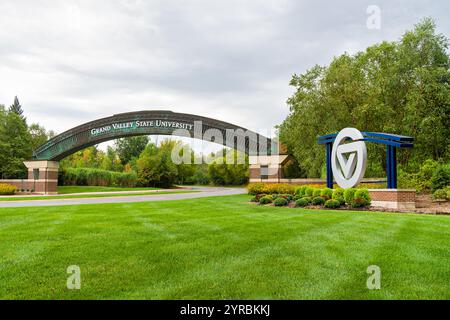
[[0, 0, 448, 143]]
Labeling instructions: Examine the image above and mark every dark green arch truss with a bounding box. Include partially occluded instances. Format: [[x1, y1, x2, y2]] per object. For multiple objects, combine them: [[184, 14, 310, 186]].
[[33, 110, 274, 161]]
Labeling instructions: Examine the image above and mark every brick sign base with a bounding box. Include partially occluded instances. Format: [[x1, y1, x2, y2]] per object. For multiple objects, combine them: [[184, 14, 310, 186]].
[[0, 160, 60, 195], [369, 189, 416, 210]]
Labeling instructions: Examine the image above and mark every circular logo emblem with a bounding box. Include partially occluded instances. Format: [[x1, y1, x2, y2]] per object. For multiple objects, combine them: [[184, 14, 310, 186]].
[[331, 128, 367, 189]]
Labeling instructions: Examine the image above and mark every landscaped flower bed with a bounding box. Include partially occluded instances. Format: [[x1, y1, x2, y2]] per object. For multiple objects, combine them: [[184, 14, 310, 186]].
[[249, 184, 371, 210]]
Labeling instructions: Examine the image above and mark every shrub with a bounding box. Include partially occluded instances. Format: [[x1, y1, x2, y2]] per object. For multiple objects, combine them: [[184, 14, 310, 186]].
[[320, 188, 333, 200], [332, 188, 345, 205], [312, 196, 325, 205], [259, 195, 273, 204], [432, 189, 447, 200], [351, 197, 369, 208], [271, 194, 279, 200], [325, 199, 340, 209], [254, 194, 267, 201], [332, 188, 344, 198], [447, 187, 450, 201], [398, 159, 440, 192], [247, 183, 295, 195], [334, 195, 345, 206], [304, 187, 314, 197], [280, 194, 293, 201], [295, 198, 309, 207], [274, 197, 288, 206], [348, 189, 371, 207], [344, 188, 357, 205], [113, 171, 138, 188], [312, 189, 322, 197], [301, 196, 313, 204], [61, 167, 138, 187], [250, 196, 258, 202], [0, 183, 16, 195], [431, 164, 450, 192], [295, 186, 307, 197], [354, 189, 371, 204]]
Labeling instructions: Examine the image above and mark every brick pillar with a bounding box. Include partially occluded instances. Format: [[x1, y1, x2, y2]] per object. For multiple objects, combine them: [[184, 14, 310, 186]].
[[249, 155, 289, 183], [23, 160, 59, 195]]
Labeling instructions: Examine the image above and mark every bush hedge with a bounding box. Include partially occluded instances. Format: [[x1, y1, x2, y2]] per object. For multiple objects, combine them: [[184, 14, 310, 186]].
[[0, 183, 16, 195], [332, 188, 345, 205], [304, 187, 314, 197], [301, 196, 312, 204], [259, 195, 273, 204], [274, 197, 288, 206], [432, 188, 448, 200], [247, 183, 296, 195], [320, 188, 333, 200], [60, 168, 138, 188], [295, 198, 309, 207], [295, 186, 307, 197], [344, 188, 357, 205], [431, 164, 450, 192], [348, 189, 371, 207], [312, 196, 325, 205], [324, 199, 340, 208]]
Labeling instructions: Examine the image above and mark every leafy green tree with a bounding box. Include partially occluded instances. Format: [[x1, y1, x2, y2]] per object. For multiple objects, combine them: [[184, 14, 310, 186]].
[[191, 164, 210, 185], [100, 146, 123, 172], [0, 106, 32, 178], [279, 18, 449, 177], [207, 149, 248, 185], [60, 146, 105, 169], [136, 140, 178, 188], [29, 123, 49, 152], [115, 136, 149, 165]]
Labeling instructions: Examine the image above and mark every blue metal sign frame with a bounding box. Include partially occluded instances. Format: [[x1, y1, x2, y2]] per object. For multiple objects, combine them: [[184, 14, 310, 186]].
[[317, 131, 413, 189]]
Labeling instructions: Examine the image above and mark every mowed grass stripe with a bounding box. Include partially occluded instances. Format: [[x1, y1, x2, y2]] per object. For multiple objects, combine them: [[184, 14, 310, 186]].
[[0, 194, 448, 299], [0, 190, 197, 201]]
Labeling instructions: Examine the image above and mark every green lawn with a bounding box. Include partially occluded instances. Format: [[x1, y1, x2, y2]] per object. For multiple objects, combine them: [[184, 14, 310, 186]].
[[0, 191, 196, 201], [57, 186, 161, 194], [0, 194, 448, 299]]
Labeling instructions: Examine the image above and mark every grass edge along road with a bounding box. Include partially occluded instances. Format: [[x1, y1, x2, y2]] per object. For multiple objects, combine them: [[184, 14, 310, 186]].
[[0, 194, 448, 299], [0, 190, 198, 201], [57, 186, 160, 194]]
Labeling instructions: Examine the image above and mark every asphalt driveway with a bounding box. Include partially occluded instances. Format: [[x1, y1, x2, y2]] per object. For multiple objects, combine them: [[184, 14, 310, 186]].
[[0, 187, 246, 208]]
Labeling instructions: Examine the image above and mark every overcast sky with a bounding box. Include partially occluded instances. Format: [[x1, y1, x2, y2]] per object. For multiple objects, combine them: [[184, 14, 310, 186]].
[[0, 0, 448, 149]]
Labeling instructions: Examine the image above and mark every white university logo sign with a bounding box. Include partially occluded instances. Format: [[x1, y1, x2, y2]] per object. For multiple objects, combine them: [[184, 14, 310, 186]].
[[331, 128, 368, 189]]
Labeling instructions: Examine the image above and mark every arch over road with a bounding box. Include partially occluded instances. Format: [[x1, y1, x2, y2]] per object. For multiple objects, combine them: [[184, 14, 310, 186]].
[[33, 110, 275, 161]]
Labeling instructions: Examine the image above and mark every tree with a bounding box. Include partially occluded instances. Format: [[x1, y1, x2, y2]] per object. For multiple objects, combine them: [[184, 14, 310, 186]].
[[0, 106, 32, 178], [279, 18, 449, 177], [115, 136, 149, 165], [9, 96, 26, 123], [100, 146, 123, 172], [60, 146, 104, 169], [136, 140, 178, 188], [207, 149, 248, 185], [29, 123, 49, 152]]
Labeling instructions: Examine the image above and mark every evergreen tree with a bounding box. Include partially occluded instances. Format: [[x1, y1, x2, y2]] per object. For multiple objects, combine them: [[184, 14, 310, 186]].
[[0, 106, 32, 178], [9, 96, 26, 122]]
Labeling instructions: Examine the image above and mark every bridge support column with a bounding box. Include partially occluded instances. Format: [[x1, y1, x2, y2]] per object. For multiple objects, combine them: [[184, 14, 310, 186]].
[[249, 155, 290, 183], [23, 160, 59, 195]]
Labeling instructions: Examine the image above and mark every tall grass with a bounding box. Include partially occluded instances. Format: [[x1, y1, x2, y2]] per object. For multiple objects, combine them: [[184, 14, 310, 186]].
[[60, 168, 137, 188]]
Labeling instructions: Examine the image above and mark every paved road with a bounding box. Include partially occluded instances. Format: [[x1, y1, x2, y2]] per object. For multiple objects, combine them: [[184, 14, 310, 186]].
[[0, 187, 246, 208]]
